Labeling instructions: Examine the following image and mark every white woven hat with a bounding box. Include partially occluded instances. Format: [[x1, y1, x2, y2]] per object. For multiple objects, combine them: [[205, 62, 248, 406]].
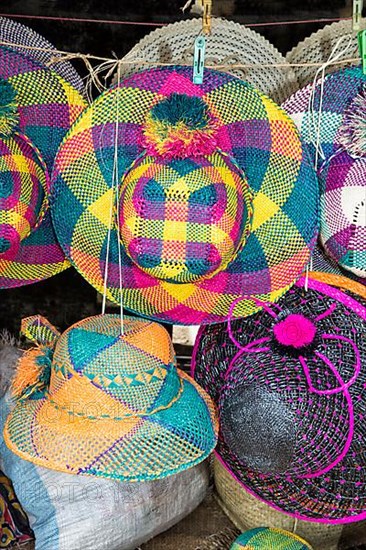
[[286, 19, 365, 88], [114, 18, 298, 104]]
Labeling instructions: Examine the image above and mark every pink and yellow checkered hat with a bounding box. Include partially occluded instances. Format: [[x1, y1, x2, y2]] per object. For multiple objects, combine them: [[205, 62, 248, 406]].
[[51, 66, 319, 324]]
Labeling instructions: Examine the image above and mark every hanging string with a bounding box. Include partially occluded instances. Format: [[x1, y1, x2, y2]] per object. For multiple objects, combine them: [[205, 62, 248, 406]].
[[114, 62, 124, 335]]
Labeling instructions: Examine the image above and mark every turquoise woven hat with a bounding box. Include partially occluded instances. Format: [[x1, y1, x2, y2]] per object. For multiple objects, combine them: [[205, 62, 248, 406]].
[[231, 527, 313, 549], [5, 314, 218, 481]]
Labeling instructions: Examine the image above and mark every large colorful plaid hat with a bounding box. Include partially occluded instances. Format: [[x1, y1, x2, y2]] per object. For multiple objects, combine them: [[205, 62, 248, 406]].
[[230, 527, 312, 549], [0, 79, 70, 288], [51, 66, 319, 325], [283, 66, 366, 279], [4, 314, 217, 481], [0, 45, 86, 172], [0, 16, 85, 95], [192, 276, 366, 523]]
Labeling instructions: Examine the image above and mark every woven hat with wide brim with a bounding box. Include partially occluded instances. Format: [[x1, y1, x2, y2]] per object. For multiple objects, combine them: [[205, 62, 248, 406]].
[[0, 45, 86, 172], [51, 65, 319, 325], [115, 18, 298, 104], [286, 19, 364, 88], [4, 314, 218, 482], [283, 65, 366, 279], [0, 16, 85, 95], [0, 48, 86, 287], [230, 527, 312, 549], [192, 276, 366, 523]]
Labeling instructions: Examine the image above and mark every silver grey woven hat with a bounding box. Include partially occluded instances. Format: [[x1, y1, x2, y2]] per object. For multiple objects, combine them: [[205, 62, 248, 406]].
[[113, 18, 299, 104], [286, 19, 365, 88], [0, 16, 85, 96]]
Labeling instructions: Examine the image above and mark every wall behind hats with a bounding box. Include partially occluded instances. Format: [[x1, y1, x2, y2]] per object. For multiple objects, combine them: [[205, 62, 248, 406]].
[[0, 0, 352, 336]]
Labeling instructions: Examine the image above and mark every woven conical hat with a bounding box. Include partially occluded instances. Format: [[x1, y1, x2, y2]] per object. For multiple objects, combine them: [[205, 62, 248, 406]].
[[286, 19, 364, 88], [114, 18, 298, 104]]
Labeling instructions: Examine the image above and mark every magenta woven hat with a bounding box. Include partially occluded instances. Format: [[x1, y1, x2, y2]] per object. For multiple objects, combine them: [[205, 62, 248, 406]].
[[192, 276, 366, 523], [283, 65, 366, 280], [51, 66, 319, 325]]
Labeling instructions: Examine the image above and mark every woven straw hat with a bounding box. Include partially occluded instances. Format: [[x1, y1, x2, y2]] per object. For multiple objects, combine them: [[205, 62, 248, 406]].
[[51, 66, 319, 325], [230, 527, 312, 549], [114, 18, 298, 104], [192, 276, 366, 523], [0, 45, 86, 172], [4, 314, 217, 481], [0, 79, 70, 288], [283, 65, 366, 279], [0, 16, 85, 95], [214, 458, 366, 550], [286, 19, 364, 88]]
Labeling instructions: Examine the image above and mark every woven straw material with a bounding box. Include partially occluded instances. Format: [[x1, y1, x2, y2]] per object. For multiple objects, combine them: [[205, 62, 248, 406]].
[[0, 45, 86, 287], [0, 16, 85, 95], [286, 19, 365, 88], [0, 46, 86, 173], [5, 314, 217, 481], [192, 277, 366, 522], [283, 66, 366, 279], [214, 458, 350, 550], [51, 66, 319, 325], [113, 18, 298, 104], [310, 247, 366, 296], [230, 527, 312, 549]]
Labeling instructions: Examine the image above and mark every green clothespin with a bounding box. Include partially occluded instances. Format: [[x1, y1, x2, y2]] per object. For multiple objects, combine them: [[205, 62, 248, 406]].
[[353, 0, 363, 31], [358, 29, 366, 73], [193, 36, 206, 84]]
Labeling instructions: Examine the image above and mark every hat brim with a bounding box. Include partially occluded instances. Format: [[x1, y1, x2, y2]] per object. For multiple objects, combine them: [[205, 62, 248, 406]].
[[0, 17, 85, 95], [4, 370, 218, 482], [282, 65, 366, 166], [192, 277, 366, 523], [0, 46, 86, 172], [0, 210, 69, 288], [51, 66, 319, 325]]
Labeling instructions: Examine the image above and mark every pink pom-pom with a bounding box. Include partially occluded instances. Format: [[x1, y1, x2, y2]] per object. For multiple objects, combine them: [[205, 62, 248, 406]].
[[273, 314, 316, 349]]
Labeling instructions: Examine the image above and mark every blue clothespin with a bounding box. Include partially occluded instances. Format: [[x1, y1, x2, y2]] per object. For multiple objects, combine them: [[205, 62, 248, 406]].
[[358, 29, 366, 73], [193, 36, 206, 84], [353, 0, 363, 31]]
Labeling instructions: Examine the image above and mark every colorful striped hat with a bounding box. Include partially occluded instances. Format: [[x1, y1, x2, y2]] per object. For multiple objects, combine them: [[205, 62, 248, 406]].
[[230, 527, 312, 549], [0, 46, 86, 287], [51, 66, 319, 325], [0, 45, 86, 173], [192, 277, 366, 523], [0, 16, 85, 95], [4, 314, 218, 481], [283, 66, 366, 279]]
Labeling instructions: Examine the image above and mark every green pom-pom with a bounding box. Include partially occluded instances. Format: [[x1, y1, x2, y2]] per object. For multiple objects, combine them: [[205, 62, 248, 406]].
[[151, 93, 210, 129], [0, 78, 19, 138]]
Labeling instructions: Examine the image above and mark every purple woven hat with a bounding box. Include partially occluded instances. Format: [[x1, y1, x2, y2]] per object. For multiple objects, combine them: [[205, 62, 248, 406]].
[[0, 17, 85, 95], [283, 66, 366, 280], [192, 276, 366, 523]]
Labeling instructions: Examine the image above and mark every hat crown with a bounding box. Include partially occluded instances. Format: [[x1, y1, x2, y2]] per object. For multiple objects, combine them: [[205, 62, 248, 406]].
[[50, 315, 180, 415], [120, 151, 251, 284]]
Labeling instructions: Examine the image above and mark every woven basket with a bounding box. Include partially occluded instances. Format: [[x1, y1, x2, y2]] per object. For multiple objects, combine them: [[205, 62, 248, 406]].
[[113, 18, 298, 104], [286, 19, 365, 88], [214, 458, 366, 550]]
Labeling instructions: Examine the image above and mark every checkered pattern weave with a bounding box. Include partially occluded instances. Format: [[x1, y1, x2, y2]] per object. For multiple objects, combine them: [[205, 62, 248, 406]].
[[0, 16, 84, 95], [0, 46, 87, 288], [283, 66, 366, 279], [0, 46, 86, 173], [120, 152, 252, 284], [51, 66, 319, 325], [192, 277, 366, 523], [231, 527, 312, 549], [5, 314, 217, 481]]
